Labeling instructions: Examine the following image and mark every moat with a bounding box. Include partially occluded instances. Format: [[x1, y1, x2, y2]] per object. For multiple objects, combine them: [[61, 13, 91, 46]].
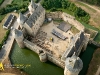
[[9, 41, 97, 75]]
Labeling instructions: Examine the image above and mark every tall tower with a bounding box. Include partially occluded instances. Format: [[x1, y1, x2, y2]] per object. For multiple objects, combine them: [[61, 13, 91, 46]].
[[17, 13, 27, 29], [28, 0, 37, 14], [14, 29, 25, 48], [64, 52, 83, 75]]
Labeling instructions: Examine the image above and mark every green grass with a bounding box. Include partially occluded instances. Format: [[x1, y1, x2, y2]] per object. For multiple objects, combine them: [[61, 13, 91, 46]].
[[12, 0, 28, 5], [70, 25, 79, 34], [0, 0, 4, 5], [0, 14, 6, 22], [58, 8, 74, 16]]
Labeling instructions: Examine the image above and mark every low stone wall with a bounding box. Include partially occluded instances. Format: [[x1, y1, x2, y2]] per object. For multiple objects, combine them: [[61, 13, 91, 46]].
[[62, 12, 84, 31], [23, 39, 65, 69]]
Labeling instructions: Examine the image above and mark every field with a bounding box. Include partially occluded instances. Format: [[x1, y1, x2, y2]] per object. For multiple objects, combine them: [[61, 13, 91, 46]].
[[70, 0, 100, 29]]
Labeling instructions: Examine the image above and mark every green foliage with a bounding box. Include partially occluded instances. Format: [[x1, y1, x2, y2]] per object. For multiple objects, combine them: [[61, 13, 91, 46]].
[[50, 8, 57, 12], [41, 0, 90, 23], [41, 0, 62, 9], [0, 0, 4, 5], [0, 2, 28, 15], [34, 0, 40, 3], [74, 7, 90, 23], [0, 30, 10, 49]]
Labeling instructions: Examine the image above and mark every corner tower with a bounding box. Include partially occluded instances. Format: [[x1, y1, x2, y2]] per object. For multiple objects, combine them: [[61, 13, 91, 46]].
[[64, 53, 83, 75], [28, 0, 37, 14], [14, 29, 25, 48]]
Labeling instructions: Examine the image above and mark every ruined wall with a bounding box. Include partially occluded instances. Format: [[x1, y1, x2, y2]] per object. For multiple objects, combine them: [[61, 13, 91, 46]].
[[23, 39, 40, 54], [23, 39, 65, 68], [62, 12, 84, 31], [47, 53, 65, 69], [61, 32, 86, 61]]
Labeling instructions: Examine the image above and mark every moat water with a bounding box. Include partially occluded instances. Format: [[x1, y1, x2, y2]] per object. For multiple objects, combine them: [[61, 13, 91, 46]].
[[9, 42, 97, 75]]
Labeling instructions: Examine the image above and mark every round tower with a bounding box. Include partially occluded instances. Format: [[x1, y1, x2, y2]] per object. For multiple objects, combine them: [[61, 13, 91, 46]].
[[14, 29, 25, 48], [64, 53, 83, 75], [28, 0, 37, 14], [39, 50, 47, 62]]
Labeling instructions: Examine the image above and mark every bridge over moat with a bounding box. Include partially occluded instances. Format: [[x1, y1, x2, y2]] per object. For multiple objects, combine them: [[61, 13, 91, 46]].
[[89, 40, 100, 47]]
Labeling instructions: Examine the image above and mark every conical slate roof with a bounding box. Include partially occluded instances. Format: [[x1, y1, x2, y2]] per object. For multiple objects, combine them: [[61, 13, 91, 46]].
[[31, 0, 37, 9], [65, 52, 83, 73], [14, 29, 23, 37], [17, 13, 27, 25]]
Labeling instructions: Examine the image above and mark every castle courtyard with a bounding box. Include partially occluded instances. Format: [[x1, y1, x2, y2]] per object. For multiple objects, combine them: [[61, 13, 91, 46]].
[[32, 21, 74, 58]]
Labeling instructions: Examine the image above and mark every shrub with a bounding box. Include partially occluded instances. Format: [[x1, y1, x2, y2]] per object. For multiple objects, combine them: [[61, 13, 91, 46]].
[[0, 0, 4, 5], [0, 30, 10, 50]]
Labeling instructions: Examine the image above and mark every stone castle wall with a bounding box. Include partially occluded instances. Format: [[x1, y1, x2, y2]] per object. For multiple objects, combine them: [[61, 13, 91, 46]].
[[23, 39, 65, 69], [47, 54, 65, 69]]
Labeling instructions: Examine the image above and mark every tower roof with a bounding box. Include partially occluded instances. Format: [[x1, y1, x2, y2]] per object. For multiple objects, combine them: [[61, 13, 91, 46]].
[[65, 52, 83, 72], [17, 13, 27, 25], [14, 29, 23, 37], [31, 0, 37, 9]]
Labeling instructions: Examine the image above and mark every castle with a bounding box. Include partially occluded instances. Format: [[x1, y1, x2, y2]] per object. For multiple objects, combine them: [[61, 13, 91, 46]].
[[13, 0, 89, 75]]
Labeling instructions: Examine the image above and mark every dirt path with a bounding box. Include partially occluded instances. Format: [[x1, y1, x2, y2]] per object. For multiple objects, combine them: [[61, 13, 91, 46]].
[[70, 0, 100, 29], [79, 1, 100, 13], [0, 0, 13, 8]]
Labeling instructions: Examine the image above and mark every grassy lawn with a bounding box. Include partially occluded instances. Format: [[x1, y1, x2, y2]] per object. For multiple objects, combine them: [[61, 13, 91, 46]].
[[58, 8, 74, 16], [70, 25, 79, 34], [0, 14, 6, 22], [0, 14, 10, 43]]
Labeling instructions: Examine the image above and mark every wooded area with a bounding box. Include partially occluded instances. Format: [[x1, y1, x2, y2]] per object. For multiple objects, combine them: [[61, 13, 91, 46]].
[[41, 0, 90, 23]]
